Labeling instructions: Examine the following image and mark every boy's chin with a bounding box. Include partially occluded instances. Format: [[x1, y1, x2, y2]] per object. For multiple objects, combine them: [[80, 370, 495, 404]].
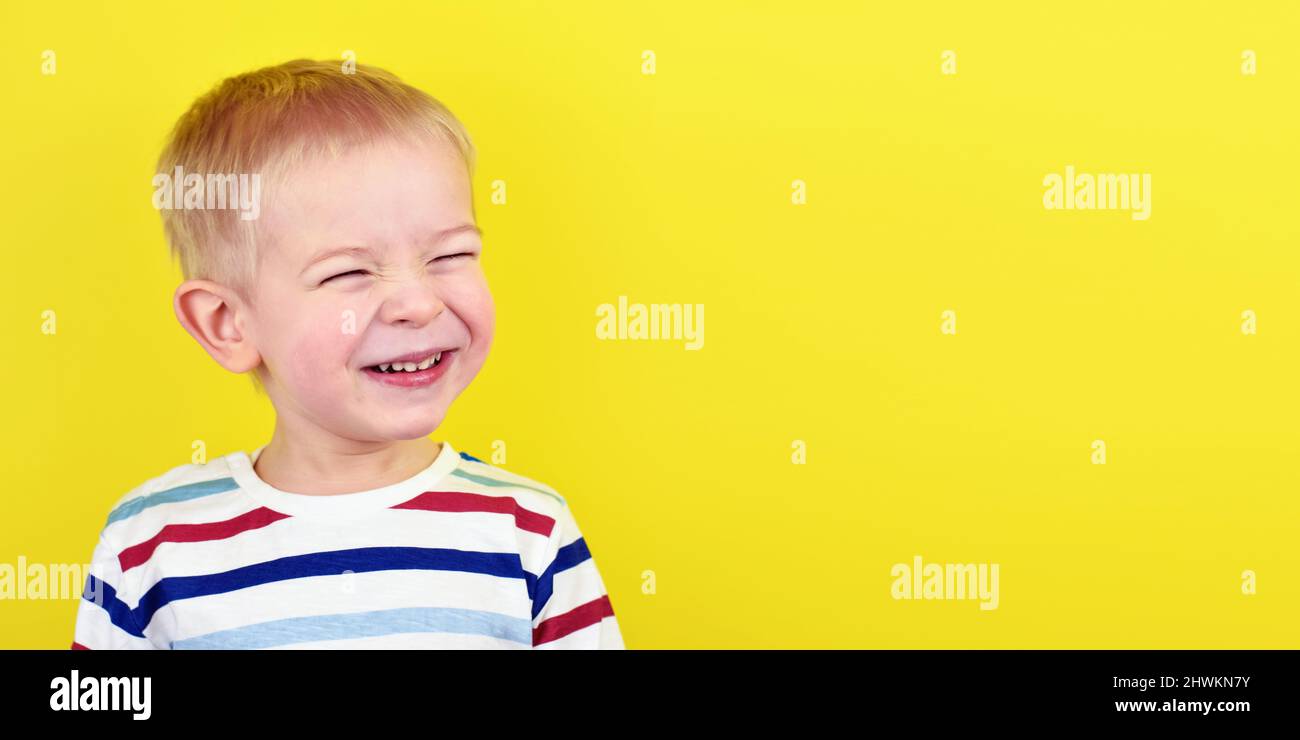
[[367, 406, 448, 440]]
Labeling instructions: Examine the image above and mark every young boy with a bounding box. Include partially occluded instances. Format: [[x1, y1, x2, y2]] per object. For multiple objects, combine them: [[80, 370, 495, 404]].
[[71, 59, 624, 649]]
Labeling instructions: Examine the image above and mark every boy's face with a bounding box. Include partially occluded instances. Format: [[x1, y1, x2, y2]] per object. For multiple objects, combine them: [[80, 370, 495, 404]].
[[245, 135, 493, 445]]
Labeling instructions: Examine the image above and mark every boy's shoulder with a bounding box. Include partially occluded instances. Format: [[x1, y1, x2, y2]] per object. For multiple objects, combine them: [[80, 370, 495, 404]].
[[97, 451, 244, 545], [449, 449, 571, 519]]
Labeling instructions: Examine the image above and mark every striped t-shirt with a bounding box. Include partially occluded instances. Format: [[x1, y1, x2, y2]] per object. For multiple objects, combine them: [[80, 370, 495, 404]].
[[71, 441, 624, 649]]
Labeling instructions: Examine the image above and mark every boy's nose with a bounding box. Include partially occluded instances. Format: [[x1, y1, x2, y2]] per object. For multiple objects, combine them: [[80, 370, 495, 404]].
[[378, 282, 446, 326]]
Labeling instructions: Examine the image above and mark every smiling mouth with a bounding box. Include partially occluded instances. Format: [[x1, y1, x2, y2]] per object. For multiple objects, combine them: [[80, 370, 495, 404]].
[[360, 349, 456, 389], [365, 351, 447, 374]]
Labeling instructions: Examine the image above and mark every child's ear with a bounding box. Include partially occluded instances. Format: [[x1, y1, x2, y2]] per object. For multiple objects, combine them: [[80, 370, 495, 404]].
[[173, 279, 262, 374]]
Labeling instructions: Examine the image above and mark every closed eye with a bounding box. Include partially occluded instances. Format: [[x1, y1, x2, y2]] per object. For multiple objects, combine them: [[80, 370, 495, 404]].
[[432, 252, 476, 262], [321, 269, 369, 285], [321, 253, 475, 285]]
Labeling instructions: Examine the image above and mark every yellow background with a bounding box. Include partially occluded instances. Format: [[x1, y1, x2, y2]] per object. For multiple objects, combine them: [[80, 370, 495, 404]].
[[2, 0, 1297, 648]]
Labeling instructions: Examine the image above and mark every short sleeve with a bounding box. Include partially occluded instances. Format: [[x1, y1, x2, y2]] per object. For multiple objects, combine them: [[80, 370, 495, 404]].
[[71, 532, 157, 650], [531, 501, 625, 649]]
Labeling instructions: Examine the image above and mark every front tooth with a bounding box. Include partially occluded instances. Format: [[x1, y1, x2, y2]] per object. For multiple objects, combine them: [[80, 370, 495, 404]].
[[402, 362, 418, 372], [417, 357, 433, 370]]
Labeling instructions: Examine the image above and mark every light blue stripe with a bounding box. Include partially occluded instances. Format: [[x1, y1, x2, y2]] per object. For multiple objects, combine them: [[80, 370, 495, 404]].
[[106, 477, 241, 526], [451, 469, 565, 505], [170, 606, 532, 649]]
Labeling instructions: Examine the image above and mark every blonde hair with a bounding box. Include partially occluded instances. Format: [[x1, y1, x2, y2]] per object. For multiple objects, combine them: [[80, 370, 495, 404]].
[[155, 58, 477, 301], [155, 59, 476, 395]]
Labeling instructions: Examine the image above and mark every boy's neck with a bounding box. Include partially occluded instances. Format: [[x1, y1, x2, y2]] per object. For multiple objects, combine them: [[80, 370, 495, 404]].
[[252, 433, 442, 495]]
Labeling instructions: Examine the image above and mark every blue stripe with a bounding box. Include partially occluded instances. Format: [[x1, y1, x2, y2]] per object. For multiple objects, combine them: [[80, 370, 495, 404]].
[[106, 477, 240, 526], [135, 547, 528, 630], [171, 606, 532, 649], [82, 575, 146, 638], [458, 451, 483, 463], [531, 538, 591, 620]]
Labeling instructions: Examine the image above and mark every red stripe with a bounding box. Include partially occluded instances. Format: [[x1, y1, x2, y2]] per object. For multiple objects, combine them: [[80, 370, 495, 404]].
[[533, 595, 616, 646], [71, 642, 89, 650], [392, 491, 554, 536], [118, 507, 291, 572]]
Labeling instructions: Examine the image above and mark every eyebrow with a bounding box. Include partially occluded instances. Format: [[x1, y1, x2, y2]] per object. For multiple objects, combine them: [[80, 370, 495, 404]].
[[300, 223, 483, 275]]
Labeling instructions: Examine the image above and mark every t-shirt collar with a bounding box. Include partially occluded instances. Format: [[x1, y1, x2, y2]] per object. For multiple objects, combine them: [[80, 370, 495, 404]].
[[227, 441, 460, 519]]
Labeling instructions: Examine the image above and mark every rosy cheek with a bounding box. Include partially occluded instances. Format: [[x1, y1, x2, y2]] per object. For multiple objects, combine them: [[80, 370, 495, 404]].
[[286, 320, 355, 387], [464, 277, 495, 330], [437, 276, 492, 333], [475, 300, 496, 337]]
